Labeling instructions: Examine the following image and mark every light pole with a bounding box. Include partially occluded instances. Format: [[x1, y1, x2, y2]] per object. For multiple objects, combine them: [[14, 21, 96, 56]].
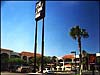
[[71, 51, 77, 75]]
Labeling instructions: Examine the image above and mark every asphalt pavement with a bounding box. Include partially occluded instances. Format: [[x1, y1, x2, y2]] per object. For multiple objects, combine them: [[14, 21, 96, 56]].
[[1, 71, 100, 75], [1, 72, 27, 75]]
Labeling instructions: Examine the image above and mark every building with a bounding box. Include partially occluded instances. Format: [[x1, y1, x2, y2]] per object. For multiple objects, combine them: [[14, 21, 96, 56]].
[[0, 48, 41, 71], [1, 48, 14, 71], [1, 48, 100, 72], [20, 51, 41, 63], [56, 53, 100, 71], [56, 54, 79, 71]]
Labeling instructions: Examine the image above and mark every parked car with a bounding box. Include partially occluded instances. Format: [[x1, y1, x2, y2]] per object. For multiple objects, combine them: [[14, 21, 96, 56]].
[[65, 67, 71, 71], [71, 68, 77, 72], [9, 65, 20, 72], [46, 70, 54, 74], [16, 65, 31, 73], [43, 68, 54, 74], [43, 68, 50, 73], [29, 65, 39, 72]]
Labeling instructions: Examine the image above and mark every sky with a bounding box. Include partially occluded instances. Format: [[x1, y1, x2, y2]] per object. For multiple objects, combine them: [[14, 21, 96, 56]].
[[1, 1, 99, 57]]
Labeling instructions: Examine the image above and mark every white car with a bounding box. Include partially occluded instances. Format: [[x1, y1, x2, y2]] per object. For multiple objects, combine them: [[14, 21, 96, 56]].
[[46, 70, 54, 74], [65, 67, 71, 71], [43, 68, 50, 73]]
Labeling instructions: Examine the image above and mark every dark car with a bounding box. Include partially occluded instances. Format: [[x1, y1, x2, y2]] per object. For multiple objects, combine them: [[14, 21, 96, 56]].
[[29, 65, 39, 72], [9, 65, 20, 72]]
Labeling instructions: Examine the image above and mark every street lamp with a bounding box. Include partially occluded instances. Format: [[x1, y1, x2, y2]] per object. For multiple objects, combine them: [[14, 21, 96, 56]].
[[71, 51, 77, 75]]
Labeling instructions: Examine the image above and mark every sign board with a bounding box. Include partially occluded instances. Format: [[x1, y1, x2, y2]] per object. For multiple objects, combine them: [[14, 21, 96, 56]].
[[35, 1, 45, 21], [88, 54, 96, 64]]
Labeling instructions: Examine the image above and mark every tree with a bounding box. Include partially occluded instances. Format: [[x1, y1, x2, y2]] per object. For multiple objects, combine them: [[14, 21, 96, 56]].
[[8, 58, 24, 65], [52, 56, 57, 68], [96, 57, 100, 64], [29, 56, 41, 67], [82, 50, 88, 70], [8, 58, 24, 72], [29, 56, 52, 71], [70, 26, 89, 75], [52, 56, 57, 63], [1, 53, 9, 71], [96, 56, 100, 71], [43, 56, 51, 66]]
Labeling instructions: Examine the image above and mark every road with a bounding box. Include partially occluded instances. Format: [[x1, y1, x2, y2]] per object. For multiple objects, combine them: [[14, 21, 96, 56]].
[[1, 71, 100, 75], [1, 72, 27, 75]]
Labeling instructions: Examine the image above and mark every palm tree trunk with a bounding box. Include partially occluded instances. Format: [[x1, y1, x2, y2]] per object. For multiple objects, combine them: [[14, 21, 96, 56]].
[[78, 36, 82, 75]]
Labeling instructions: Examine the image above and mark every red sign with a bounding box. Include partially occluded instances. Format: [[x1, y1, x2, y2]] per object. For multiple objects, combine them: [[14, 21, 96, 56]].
[[88, 54, 96, 64]]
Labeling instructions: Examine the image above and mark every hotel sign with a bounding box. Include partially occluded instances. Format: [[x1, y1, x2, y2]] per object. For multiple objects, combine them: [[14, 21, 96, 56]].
[[35, 1, 45, 21]]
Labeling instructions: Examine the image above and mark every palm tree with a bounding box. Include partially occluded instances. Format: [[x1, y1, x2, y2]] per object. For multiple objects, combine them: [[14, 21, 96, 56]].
[[82, 50, 88, 70], [70, 26, 89, 75]]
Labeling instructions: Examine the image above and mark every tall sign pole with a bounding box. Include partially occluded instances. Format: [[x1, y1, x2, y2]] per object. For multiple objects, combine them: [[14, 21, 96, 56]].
[[41, 17, 44, 73], [35, 0, 45, 73], [33, 20, 37, 73]]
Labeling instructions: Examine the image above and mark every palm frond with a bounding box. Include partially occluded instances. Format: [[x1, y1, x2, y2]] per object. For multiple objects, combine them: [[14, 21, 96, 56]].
[[81, 29, 89, 38], [70, 27, 77, 40], [69, 25, 89, 39], [75, 26, 82, 37]]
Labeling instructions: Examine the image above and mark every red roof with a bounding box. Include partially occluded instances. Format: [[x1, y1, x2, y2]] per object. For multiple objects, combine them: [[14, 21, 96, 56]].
[[20, 51, 41, 57], [1, 48, 13, 52], [62, 54, 74, 59]]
